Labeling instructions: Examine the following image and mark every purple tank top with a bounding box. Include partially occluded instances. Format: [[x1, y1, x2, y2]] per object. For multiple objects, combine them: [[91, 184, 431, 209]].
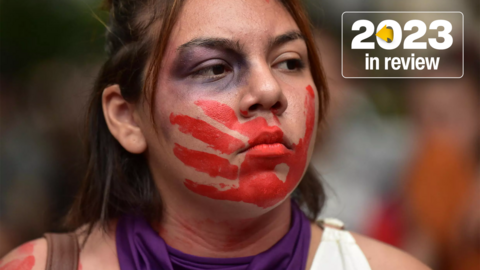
[[116, 201, 311, 270]]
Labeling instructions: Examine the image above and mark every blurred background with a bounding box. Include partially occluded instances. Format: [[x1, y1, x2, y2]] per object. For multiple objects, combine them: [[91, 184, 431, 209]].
[[0, 0, 478, 269]]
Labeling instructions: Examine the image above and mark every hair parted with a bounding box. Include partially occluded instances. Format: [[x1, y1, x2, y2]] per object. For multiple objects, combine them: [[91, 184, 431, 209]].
[[66, 0, 329, 239]]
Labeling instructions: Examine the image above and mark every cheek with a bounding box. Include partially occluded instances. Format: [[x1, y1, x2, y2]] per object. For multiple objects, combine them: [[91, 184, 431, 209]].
[[306, 97, 319, 162], [153, 89, 178, 143], [282, 91, 310, 144], [157, 106, 173, 143], [153, 79, 215, 141], [152, 83, 194, 144]]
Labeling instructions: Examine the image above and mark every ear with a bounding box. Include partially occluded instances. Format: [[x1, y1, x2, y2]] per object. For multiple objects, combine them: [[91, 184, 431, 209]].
[[102, 85, 147, 154]]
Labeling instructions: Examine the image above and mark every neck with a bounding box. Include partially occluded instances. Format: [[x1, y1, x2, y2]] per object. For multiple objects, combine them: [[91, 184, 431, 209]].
[[156, 199, 292, 258]]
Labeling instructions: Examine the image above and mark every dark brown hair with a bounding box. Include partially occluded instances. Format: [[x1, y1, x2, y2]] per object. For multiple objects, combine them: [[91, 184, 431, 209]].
[[66, 0, 329, 236]]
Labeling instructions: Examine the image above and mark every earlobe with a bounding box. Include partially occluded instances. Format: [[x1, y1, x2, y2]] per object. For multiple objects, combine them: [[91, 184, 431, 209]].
[[102, 85, 147, 154]]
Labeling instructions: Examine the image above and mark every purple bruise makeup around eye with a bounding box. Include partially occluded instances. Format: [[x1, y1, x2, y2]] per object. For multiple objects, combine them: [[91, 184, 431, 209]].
[[171, 47, 245, 78], [167, 33, 309, 96], [169, 46, 250, 92]]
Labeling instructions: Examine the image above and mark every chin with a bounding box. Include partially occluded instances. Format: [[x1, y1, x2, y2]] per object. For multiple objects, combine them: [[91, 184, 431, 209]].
[[183, 185, 295, 221]]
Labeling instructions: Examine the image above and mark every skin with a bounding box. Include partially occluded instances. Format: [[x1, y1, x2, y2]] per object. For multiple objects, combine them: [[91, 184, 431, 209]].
[[0, 241, 42, 270], [112, 0, 318, 257], [1, 0, 430, 269]]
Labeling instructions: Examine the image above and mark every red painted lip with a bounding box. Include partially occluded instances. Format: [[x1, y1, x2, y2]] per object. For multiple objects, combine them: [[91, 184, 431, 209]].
[[245, 143, 292, 157], [239, 129, 293, 156]]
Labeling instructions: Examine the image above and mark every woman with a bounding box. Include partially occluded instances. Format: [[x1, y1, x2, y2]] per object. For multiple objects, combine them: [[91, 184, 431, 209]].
[[0, 0, 429, 269]]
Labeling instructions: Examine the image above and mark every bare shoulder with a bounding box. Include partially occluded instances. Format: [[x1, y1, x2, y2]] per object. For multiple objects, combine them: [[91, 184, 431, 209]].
[[350, 232, 431, 270], [76, 221, 119, 270], [0, 238, 48, 270]]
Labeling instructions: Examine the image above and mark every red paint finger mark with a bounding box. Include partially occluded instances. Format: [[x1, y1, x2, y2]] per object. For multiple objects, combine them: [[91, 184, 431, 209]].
[[306, 85, 315, 98], [195, 99, 283, 142], [194, 100, 239, 130], [185, 169, 288, 208], [240, 110, 248, 116], [78, 262, 83, 270], [173, 143, 238, 180], [184, 179, 230, 196], [0, 256, 35, 270], [270, 109, 281, 125], [170, 113, 245, 154], [185, 85, 316, 207]]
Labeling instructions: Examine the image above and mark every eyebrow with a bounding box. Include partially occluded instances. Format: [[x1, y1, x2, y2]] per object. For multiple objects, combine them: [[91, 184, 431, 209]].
[[268, 30, 304, 50], [177, 30, 304, 54], [177, 38, 243, 53]]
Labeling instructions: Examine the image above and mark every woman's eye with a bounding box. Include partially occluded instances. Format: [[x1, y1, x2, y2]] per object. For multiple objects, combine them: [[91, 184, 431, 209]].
[[211, 65, 226, 75], [276, 59, 304, 71], [192, 64, 232, 80]]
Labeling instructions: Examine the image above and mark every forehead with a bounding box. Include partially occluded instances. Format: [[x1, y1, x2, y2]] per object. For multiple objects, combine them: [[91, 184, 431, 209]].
[[170, 0, 299, 48]]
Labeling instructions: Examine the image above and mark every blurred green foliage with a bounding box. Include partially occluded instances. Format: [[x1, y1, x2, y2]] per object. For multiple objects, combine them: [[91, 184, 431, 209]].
[[0, 0, 108, 79]]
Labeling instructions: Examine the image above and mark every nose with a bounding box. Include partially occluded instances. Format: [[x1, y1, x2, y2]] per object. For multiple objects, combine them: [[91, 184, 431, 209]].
[[239, 63, 288, 119]]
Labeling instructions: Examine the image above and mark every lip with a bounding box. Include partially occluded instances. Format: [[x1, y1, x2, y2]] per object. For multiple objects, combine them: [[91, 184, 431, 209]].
[[245, 143, 292, 157], [239, 128, 293, 157]]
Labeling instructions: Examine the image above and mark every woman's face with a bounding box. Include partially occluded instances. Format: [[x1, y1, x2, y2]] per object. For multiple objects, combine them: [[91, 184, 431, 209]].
[[141, 0, 318, 215]]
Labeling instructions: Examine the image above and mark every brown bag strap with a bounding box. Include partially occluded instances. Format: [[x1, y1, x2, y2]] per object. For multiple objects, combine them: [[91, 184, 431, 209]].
[[44, 233, 79, 270]]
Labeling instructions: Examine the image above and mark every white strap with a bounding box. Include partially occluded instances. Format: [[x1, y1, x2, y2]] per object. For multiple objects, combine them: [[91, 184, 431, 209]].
[[310, 221, 372, 270]]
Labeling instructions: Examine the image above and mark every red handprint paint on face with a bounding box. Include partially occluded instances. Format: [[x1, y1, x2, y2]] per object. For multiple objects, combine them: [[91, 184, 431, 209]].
[[170, 114, 245, 154], [173, 143, 239, 180], [0, 256, 35, 270], [170, 85, 315, 208], [271, 111, 281, 125]]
